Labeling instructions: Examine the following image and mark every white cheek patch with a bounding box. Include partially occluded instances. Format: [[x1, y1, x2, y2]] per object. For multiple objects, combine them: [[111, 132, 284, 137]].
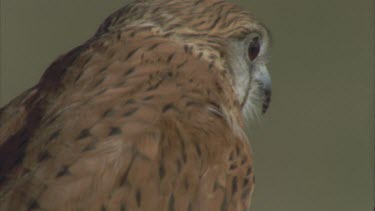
[[227, 40, 252, 105]]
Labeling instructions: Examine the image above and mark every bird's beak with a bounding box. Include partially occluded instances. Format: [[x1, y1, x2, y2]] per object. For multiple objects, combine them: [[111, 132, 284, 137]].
[[257, 64, 271, 114]]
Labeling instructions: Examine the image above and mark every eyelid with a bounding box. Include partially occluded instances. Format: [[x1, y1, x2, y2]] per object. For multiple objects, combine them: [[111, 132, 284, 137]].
[[249, 33, 262, 48], [249, 32, 261, 40]]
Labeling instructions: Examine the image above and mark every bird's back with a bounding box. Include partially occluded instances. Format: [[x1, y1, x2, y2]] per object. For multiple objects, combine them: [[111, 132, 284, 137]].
[[0, 18, 254, 211]]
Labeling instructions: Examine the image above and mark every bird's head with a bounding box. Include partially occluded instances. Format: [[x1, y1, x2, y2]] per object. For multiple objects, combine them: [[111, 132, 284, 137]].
[[96, 0, 271, 119]]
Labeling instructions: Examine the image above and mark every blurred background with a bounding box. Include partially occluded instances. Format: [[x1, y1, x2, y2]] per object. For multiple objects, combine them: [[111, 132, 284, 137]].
[[1, 0, 373, 210]]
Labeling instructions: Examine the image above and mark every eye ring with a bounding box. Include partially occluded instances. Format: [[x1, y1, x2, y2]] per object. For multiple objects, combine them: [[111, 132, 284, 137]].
[[248, 36, 260, 61]]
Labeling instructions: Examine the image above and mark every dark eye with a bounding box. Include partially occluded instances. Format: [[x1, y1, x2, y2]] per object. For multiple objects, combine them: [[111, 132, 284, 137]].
[[248, 36, 260, 61]]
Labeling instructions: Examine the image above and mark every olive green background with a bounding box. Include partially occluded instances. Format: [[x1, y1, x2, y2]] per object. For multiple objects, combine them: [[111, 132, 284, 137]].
[[0, 0, 374, 210]]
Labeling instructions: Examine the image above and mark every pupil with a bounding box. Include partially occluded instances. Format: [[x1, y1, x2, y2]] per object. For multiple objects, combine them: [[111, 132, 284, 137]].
[[249, 37, 260, 61]]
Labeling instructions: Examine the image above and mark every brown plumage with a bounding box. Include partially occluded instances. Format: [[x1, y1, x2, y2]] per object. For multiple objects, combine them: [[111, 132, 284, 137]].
[[0, 0, 271, 210]]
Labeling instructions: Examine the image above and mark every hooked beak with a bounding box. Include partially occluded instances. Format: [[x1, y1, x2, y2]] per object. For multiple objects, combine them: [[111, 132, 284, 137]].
[[257, 64, 272, 114], [262, 85, 271, 114]]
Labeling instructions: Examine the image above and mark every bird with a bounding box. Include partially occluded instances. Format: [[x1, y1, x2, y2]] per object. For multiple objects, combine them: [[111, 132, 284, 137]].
[[0, 0, 271, 210]]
